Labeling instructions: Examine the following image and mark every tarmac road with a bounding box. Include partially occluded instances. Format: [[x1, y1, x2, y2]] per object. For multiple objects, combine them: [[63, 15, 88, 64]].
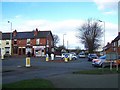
[[2, 56, 119, 88]]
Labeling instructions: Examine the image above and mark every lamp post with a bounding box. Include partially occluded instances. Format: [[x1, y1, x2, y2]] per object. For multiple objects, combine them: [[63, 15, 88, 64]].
[[98, 20, 105, 55], [8, 21, 12, 55], [63, 34, 66, 47]]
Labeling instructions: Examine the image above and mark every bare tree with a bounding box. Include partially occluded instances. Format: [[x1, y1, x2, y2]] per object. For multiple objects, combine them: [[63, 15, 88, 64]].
[[77, 18, 103, 53], [53, 34, 60, 46]]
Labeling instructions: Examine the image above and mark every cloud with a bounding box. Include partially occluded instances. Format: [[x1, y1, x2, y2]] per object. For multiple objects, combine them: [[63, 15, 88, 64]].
[[103, 11, 117, 15], [1, 18, 118, 49], [93, 0, 118, 15]]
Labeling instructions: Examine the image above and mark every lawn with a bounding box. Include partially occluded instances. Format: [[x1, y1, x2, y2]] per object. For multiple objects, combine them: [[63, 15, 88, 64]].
[[73, 67, 120, 75], [2, 79, 55, 89]]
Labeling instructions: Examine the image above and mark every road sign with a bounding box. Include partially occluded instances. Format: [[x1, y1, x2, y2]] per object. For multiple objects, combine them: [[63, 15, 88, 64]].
[[106, 52, 118, 60]]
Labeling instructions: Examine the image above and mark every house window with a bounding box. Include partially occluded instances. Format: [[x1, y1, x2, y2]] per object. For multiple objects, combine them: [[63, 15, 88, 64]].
[[36, 39, 40, 45], [14, 39, 17, 44], [6, 40, 9, 45], [27, 39, 31, 45]]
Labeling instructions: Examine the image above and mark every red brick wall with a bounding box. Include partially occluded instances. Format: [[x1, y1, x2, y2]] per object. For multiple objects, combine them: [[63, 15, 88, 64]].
[[40, 38, 46, 45], [17, 39, 27, 47]]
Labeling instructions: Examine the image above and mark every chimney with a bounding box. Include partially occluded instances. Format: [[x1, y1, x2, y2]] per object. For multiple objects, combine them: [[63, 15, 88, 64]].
[[107, 42, 109, 45], [34, 28, 38, 36], [119, 32, 120, 35], [13, 30, 17, 37], [0, 31, 2, 40]]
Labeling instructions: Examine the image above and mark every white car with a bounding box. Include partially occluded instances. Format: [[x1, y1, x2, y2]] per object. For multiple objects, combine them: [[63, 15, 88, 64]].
[[70, 52, 77, 60], [78, 53, 86, 58]]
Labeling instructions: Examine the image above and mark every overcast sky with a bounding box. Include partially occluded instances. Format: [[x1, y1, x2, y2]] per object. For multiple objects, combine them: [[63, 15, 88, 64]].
[[0, 0, 119, 49]]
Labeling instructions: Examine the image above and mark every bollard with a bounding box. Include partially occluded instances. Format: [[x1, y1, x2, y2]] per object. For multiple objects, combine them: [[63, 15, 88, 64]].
[[1, 55, 4, 60], [46, 54, 49, 61], [64, 57, 68, 62], [69, 54, 72, 61], [51, 53, 54, 60], [26, 57, 31, 67]]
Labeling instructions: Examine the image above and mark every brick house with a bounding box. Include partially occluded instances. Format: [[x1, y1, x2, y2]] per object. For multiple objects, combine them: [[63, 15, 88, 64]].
[[105, 32, 120, 55], [12, 29, 54, 56], [1, 33, 12, 56], [0, 31, 2, 56]]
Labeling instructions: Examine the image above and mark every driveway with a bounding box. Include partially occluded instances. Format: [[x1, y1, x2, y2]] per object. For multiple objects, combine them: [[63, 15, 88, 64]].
[[2, 56, 119, 88]]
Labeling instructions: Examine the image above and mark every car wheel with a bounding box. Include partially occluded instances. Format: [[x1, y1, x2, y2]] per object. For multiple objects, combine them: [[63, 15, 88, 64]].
[[101, 63, 105, 68]]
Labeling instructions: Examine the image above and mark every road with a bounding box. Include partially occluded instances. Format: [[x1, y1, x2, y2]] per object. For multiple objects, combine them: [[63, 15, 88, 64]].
[[1, 56, 119, 88]]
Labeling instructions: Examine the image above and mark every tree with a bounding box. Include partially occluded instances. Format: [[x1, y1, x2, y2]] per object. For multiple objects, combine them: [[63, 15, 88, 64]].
[[77, 18, 103, 53], [53, 34, 60, 46]]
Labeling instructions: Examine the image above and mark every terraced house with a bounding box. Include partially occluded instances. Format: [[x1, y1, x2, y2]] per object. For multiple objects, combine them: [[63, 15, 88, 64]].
[[0, 32, 12, 58], [2, 29, 54, 57]]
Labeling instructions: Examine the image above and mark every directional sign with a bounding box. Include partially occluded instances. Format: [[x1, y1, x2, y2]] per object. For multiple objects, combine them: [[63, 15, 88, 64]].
[[106, 52, 118, 60]]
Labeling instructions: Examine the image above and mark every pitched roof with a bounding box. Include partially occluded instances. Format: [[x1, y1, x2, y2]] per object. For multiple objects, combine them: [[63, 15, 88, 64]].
[[2, 30, 53, 40], [13, 32, 34, 39], [112, 34, 120, 42], [2, 33, 11, 40], [36, 31, 51, 38]]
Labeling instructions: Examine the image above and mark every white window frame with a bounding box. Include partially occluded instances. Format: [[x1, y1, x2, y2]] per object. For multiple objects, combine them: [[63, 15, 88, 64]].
[[36, 39, 40, 45], [27, 39, 31, 45], [6, 40, 9, 45]]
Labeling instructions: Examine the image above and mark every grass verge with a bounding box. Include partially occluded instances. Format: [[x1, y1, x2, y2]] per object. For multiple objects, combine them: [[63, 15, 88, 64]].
[[2, 79, 54, 89], [73, 67, 120, 75]]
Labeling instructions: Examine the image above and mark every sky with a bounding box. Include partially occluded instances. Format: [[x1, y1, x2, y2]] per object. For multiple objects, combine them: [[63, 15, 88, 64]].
[[0, 0, 119, 50]]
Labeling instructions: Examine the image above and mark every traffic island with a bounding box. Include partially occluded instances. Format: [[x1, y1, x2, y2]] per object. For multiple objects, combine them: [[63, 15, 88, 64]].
[[73, 67, 120, 75]]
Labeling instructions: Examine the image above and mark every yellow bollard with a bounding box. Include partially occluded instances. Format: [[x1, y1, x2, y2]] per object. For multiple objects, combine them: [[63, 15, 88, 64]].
[[26, 57, 31, 67], [46, 54, 49, 61], [46, 57, 49, 61], [1, 55, 4, 60], [64, 58, 68, 62]]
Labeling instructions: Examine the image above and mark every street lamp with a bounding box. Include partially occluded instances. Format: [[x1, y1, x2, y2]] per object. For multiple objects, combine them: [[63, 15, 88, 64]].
[[98, 20, 105, 54], [63, 34, 66, 47], [8, 21, 12, 55]]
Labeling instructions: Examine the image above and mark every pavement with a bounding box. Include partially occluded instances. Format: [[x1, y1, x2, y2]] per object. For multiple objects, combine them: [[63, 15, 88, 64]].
[[1, 56, 120, 89]]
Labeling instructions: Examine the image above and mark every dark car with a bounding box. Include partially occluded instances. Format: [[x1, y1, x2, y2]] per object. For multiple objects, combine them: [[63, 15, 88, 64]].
[[88, 54, 98, 61]]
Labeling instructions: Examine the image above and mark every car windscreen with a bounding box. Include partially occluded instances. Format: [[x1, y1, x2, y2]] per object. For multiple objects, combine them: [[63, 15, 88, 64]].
[[99, 55, 106, 59]]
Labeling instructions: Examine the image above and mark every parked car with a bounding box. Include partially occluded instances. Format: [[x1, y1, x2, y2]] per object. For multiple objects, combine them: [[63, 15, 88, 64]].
[[88, 54, 98, 61], [78, 53, 86, 58], [70, 52, 77, 60], [61, 53, 70, 59], [92, 55, 106, 67], [92, 55, 116, 67]]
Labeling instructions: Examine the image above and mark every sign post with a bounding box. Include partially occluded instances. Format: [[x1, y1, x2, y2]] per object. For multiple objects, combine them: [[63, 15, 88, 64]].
[[64, 54, 68, 62], [106, 52, 118, 71]]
